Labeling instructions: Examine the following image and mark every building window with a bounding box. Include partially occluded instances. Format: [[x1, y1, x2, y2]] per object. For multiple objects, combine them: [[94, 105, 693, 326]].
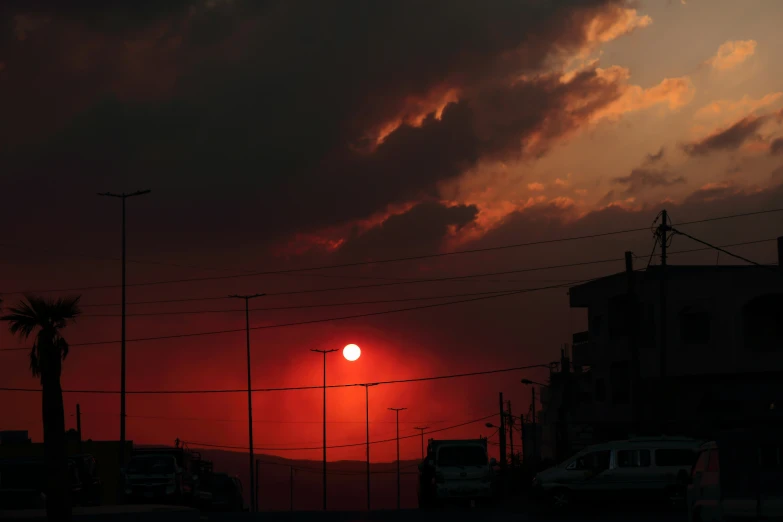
[[595, 378, 606, 402], [608, 295, 631, 338], [617, 449, 651, 468], [591, 315, 603, 337], [680, 307, 711, 345], [743, 294, 783, 351], [610, 361, 630, 404]]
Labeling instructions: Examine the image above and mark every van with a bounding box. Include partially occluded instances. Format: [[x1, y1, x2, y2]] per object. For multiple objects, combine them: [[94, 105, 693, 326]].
[[418, 438, 496, 508], [532, 436, 702, 510], [686, 428, 783, 521]]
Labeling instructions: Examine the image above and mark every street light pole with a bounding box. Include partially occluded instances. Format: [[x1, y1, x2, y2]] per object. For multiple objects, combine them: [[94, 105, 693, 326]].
[[230, 293, 265, 513], [97, 189, 150, 468], [362, 383, 378, 511], [312, 348, 337, 511], [413, 427, 429, 460], [388, 407, 406, 510]]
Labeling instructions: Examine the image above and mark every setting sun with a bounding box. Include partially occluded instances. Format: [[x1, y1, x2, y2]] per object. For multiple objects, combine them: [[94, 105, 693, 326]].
[[343, 344, 361, 361]]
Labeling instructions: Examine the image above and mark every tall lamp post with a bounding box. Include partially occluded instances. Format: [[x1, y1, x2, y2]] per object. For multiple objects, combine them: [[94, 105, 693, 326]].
[[413, 426, 429, 459], [229, 293, 265, 513], [312, 348, 337, 511], [388, 407, 406, 510], [521, 378, 548, 464], [360, 383, 377, 511], [97, 189, 150, 467]]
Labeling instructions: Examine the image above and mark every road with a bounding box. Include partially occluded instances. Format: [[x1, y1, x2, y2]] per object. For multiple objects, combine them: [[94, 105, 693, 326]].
[[204, 508, 688, 522]]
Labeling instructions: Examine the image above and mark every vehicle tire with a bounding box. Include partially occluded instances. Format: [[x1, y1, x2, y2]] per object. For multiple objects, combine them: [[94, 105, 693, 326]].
[[550, 488, 572, 511]]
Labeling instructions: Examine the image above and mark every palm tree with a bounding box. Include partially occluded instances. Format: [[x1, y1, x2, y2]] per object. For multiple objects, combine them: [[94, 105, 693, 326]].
[[2, 295, 81, 521]]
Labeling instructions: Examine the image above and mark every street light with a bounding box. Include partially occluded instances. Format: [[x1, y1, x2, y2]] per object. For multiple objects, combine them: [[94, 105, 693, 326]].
[[360, 383, 378, 511], [311, 348, 337, 511], [229, 293, 265, 512], [388, 407, 406, 510], [413, 427, 429, 460], [97, 189, 150, 470]]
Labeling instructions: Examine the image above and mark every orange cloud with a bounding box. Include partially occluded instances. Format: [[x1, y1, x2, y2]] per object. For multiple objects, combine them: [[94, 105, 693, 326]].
[[708, 40, 757, 71], [373, 86, 460, 145], [587, 66, 694, 122], [583, 7, 652, 48], [527, 182, 545, 192], [695, 92, 783, 121]]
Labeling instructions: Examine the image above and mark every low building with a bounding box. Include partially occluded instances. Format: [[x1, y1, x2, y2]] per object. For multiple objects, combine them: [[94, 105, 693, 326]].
[[536, 240, 783, 460]]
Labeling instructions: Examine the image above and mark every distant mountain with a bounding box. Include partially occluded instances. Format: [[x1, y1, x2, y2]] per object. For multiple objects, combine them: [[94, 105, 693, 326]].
[[194, 448, 421, 511]]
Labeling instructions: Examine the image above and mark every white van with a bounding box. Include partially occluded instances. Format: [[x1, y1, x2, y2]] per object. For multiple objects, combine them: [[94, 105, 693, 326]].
[[418, 439, 496, 508], [532, 437, 702, 509], [687, 430, 783, 521]]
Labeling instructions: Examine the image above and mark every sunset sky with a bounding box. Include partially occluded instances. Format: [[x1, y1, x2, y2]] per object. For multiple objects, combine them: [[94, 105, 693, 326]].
[[2, 0, 783, 464]]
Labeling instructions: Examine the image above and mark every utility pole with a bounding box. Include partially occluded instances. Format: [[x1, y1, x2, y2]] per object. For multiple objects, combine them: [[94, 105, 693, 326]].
[[312, 348, 337, 511], [97, 189, 151, 469], [388, 407, 406, 510], [255, 459, 260, 512], [626, 251, 641, 434], [76, 404, 82, 443], [531, 388, 537, 462], [414, 427, 429, 459], [657, 210, 670, 433], [362, 383, 377, 511], [229, 293, 265, 513], [506, 401, 514, 468]]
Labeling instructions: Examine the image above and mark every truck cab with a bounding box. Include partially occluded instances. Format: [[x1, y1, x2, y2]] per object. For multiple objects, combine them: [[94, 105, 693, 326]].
[[418, 438, 496, 508]]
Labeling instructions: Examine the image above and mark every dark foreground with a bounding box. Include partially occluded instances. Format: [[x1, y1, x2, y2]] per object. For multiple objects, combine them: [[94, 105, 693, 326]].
[[0, 504, 688, 522]]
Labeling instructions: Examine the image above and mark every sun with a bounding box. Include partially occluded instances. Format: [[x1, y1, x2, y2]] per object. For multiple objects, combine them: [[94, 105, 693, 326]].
[[343, 344, 361, 361]]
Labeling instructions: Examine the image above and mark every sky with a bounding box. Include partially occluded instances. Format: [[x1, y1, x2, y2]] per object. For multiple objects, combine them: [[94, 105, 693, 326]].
[[2, 0, 783, 464]]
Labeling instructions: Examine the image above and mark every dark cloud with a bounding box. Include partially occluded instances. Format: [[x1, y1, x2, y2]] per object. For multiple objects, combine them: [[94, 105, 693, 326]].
[[770, 138, 783, 155], [335, 202, 479, 261], [682, 114, 769, 156], [0, 0, 640, 253], [613, 168, 685, 194], [645, 147, 665, 164]]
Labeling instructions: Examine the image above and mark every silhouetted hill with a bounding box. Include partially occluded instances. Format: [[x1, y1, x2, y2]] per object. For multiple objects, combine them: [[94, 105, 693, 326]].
[[194, 449, 421, 511]]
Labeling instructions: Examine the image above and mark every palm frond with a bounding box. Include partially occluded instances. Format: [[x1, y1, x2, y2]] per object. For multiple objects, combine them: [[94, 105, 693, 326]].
[[1, 299, 40, 339]]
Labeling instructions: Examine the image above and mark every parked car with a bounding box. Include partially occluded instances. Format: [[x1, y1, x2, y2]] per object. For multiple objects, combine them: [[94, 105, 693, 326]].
[[197, 473, 244, 512], [532, 436, 702, 510], [0, 457, 82, 510], [686, 429, 783, 521]]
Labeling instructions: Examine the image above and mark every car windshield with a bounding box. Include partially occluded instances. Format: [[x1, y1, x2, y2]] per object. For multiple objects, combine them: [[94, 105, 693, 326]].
[[127, 456, 176, 475], [437, 445, 487, 467]]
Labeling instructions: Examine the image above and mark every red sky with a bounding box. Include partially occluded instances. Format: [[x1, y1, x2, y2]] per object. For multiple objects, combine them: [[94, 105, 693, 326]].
[[2, 0, 783, 463]]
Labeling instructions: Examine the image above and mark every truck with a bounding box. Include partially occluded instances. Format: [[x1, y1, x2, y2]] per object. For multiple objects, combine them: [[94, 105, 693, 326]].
[[417, 438, 497, 508], [686, 427, 783, 521], [123, 446, 210, 505]]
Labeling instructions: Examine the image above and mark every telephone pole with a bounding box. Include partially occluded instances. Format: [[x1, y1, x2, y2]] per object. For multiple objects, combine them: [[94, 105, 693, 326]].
[[97, 189, 151, 468], [229, 293, 265, 513], [657, 210, 670, 432], [388, 407, 407, 510], [413, 426, 429, 459], [506, 401, 514, 468], [362, 383, 378, 511], [312, 348, 337, 511]]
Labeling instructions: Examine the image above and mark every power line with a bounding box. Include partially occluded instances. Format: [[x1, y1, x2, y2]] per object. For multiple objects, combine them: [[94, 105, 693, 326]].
[[671, 230, 778, 273], [0, 362, 552, 395], [75, 257, 621, 308], [183, 413, 496, 451], [72, 238, 778, 318], [75, 411, 461, 425], [9, 206, 782, 296], [0, 277, 595, 352]]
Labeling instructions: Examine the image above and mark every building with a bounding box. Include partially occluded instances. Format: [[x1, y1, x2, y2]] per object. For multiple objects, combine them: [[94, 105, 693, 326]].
[[536, 240, 783, 460]]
